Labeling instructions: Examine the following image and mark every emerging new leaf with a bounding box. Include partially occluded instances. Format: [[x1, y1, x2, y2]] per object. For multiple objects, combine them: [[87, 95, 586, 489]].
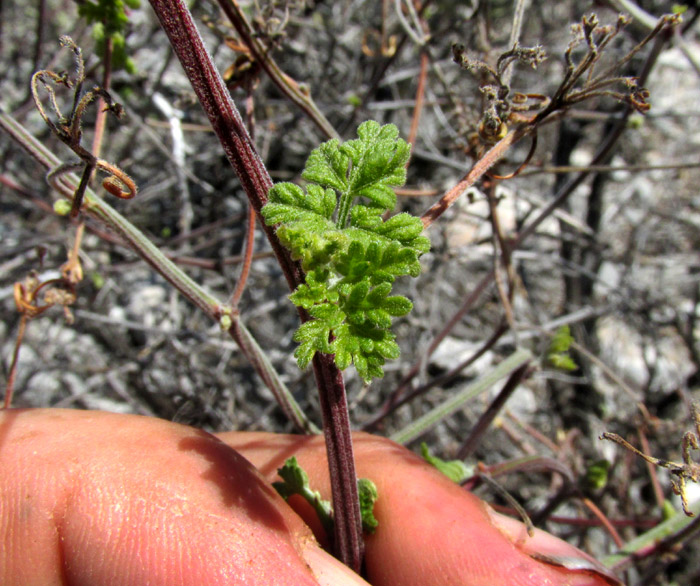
[[273, 457, 380, 536], [262, 121, 430, 382]]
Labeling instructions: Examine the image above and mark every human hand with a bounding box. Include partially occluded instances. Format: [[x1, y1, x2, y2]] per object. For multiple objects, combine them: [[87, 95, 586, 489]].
[[0, 408, 620, 585], [224, 431, 622, 586]]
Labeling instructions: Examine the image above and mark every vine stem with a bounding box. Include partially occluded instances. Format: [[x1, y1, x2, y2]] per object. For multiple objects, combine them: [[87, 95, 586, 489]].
[[420, 125, 528, 228], [312, 353, 364, 571], [215, 0, 339, 140], [147, 0, 363, 571], [0, 104, 318, 441]]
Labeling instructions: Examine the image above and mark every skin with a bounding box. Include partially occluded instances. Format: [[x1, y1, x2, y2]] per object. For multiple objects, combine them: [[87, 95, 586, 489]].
[[0, 408, 360, 586], [0, 408, 621, 586], [225, 432, 623, 586]]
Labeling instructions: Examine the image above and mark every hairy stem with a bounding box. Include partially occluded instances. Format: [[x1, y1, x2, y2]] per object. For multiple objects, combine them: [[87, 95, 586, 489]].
[[312, 353, 364, 571]]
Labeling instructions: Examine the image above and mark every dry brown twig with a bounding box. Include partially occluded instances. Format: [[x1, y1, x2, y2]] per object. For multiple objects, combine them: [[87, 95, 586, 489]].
[[31, 36, 136, 218], [602, 403, 700, 517], [4, 272, 77, 408], [422, 12, 677, 228]]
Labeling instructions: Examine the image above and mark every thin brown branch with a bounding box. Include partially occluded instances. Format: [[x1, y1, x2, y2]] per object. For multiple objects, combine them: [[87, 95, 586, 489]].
[[407, 50, 429, 154], [582, 497, 624, 548], [215, 0, 339, 140], [228, 203, 256, 309], [420, 125, 528, 228], [4, 315, 28, 409]]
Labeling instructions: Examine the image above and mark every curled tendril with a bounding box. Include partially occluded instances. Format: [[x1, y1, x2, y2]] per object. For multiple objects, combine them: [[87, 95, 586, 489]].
[[31, 36, 137, 216], [100, 163, 137, 200], [12, 272, 77, 325], [14, 278, 53, 320], [5, 272, 77, 408]]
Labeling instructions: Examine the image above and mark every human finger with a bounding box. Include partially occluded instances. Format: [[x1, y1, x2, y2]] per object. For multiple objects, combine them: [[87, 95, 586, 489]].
[[0, 408, 367, 586], [222, 431, 622, 586]]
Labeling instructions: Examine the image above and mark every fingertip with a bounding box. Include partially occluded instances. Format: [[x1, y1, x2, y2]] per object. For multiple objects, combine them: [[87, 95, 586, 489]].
[[225, 431, 622, 586], [0, 409, 326, 586]]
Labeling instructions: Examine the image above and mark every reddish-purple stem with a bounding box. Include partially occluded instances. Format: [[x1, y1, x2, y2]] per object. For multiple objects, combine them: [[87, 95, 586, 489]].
[[312, 353, 364, 570], [147, 0, 363, 571], [148, 0, 301, 292]]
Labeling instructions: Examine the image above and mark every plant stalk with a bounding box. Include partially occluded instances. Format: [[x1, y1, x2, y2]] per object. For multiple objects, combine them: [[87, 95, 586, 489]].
[[312, 353, 364, 571], [0, 105, 316, 435], [216, 0, 339, 140], [147, 0, 364, 570]]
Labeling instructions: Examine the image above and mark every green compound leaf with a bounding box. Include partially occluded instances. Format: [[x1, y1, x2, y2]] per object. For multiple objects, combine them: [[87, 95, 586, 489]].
[[262, 121, 430, 383], [273, 457, 379, 536], [421, 443, 473, 484], [302, 139, 350, 194], [274, 456, 310, 496], [349, 206, 430, 254], [302, 120, 410, 212], [264, 183, 337, 223], [273, 457, 334, 537], [288, 270, 336, 309], [358, 478, 379, 534], [293, 318, 334, 369]]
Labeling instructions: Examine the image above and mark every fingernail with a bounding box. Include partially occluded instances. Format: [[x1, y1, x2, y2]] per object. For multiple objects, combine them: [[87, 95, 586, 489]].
[[300, 542, 370, 586]]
